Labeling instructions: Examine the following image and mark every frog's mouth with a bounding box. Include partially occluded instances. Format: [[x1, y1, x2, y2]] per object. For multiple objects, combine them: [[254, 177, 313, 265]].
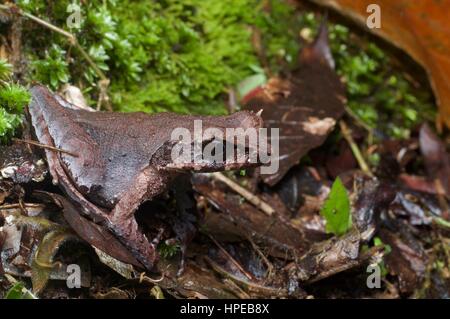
[[152, 135, 269, 172]]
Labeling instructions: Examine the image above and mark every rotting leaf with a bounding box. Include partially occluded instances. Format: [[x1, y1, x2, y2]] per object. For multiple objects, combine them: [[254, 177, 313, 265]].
[[379, 221, 428, 294], [419, 123, 450, 196], [292, 229, 377, 283], [320, 177, 351, 236], [192, 174, 319, 257], [243, 22, 345, 185]]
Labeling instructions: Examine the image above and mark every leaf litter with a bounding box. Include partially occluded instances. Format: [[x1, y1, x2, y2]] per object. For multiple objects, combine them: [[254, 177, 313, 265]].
[[0, 2, 449, 299]]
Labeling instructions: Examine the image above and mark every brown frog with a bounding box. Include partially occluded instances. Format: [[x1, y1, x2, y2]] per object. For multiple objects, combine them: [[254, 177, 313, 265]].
[[28, 85, 264, 270]]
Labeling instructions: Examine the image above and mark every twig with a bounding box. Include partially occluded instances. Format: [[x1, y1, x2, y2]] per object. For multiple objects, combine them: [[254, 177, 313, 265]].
[[0, 203, 43, 209], [139, 272, 165, 284], [0, 3, 112, 111], [247, 236, 274, 279], [208, 234, 256, 282], [344, 106, 373, 133], [210, 172, 275, 216], [339, 120, 374, 177], [12, 138, 79, 157]]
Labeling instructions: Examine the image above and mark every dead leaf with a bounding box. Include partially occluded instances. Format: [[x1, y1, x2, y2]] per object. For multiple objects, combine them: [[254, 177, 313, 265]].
[[193, 174, 321, 257], [293, 229, 367, 283], [243, 22, 345, 185], [308, 0, 450, 129], [419, 123, 450, 196], [380, 221, 428, 294]]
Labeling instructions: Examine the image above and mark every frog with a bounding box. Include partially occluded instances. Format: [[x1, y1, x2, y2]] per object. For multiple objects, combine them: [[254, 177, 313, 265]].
[[27, 85, 264, 271]]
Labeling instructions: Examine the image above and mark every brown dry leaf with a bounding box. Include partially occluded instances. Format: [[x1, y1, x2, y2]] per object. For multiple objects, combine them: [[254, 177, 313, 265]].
[[193, 175, 321, 257], [419, 124, 450, 196], [309, 0, 450, 129], [380, 222, 428, 294], [243, 23, 345, 185]]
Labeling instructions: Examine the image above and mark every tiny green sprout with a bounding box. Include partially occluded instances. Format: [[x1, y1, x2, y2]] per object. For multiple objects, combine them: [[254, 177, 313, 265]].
[[373, 237, 392, 255], [157, 241, 181, 259], [372, 237, 391, 277], [320, 177, 352, 236]]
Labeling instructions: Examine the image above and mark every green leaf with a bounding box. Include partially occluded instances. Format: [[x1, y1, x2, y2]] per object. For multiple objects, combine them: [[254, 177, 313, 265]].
[[5, 282, 38, 299], [320, 177, 352, 236]]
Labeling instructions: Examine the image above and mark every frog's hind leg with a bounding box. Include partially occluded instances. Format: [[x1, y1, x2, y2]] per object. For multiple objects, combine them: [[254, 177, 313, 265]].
[[107, 166, 171, 271]]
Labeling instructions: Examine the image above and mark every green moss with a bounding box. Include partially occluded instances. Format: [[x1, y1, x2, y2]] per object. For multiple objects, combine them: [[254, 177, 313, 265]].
[[16, 0, 310, 115], [0, 60, 30, 143], [157, 241, 180, 259]]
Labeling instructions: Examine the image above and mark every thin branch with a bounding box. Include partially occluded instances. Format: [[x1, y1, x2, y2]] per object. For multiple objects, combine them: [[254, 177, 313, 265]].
[[208, 234, 256, 282], [0, 203, 43, 209], [339, 120, 373, 177], [12, 138, 79, 157], [210, 172, 275, 216]]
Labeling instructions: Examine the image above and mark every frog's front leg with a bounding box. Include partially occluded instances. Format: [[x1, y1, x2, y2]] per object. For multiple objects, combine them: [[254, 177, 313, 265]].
[[106, 166, 172, 270]]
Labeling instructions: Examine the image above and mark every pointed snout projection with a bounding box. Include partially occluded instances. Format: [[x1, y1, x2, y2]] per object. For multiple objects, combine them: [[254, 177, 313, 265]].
[[154, 110, 278, 174]]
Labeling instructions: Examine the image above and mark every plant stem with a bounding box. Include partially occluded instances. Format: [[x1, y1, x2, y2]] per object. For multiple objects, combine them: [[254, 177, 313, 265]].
[[339, 120, 374, 177], [210, 172, 275, 215]]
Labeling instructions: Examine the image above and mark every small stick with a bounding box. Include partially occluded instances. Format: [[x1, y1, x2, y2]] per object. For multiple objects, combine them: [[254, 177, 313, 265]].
[[210, 172, 275, 216], [0, 203, 43, 209], [208, 234, 256, 282], [339, 120, 373, 177], [12, 138, 79, 157], [344, 106, 373, 133]]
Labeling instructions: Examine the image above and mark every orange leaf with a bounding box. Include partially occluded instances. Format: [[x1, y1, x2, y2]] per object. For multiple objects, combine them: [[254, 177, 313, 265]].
[[309, 0, 450, 129]]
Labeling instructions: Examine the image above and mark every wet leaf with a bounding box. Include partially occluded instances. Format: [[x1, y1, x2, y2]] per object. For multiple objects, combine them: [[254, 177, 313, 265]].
[[309, 0, 450, 129], [320, 177, 351, 236], [419, 123, 450, 196], [243, 22, 345, 185], [293, 229, 375, 283], [380, 222, 428, 293], [193, 175, 318, 257]]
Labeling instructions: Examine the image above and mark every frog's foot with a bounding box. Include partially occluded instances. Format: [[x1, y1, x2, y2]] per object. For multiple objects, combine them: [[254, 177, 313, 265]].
[[107, 214, 157, 270], [108, 166, 171, 270]]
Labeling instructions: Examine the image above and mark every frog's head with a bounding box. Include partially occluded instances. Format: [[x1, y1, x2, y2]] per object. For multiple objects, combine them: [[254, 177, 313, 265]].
[[151, 110, 269, 173]]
